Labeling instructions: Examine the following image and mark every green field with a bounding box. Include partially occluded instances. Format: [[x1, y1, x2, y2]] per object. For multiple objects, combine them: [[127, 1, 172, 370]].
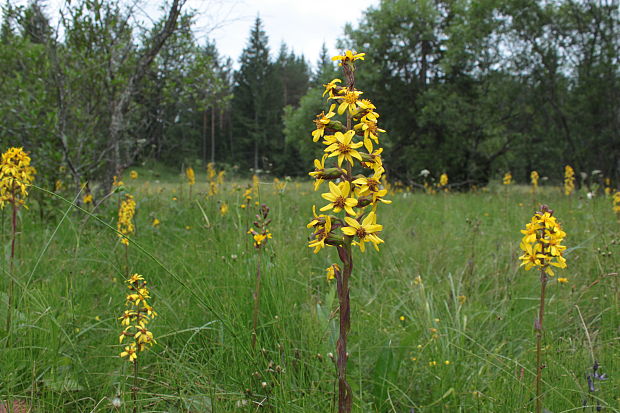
[[1, 168, 618, 412]]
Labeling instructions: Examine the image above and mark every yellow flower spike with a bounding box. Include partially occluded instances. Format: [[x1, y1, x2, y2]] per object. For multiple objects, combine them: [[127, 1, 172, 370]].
[[336, 88, 364, 115], [130, 170, 138, 179], [519, 207, 567, 276], [117, 194, 136, 245], [324, 130, 363, 167], [503, 172, 512, 185], [312, 104, 337, 142], [185, 167, 195, 186], [320, 181, 358, 216], [439, 173, 448, 188], [531, 171, 539, 188], [0, 147, 36, 209], [564, 165, 575, 196]]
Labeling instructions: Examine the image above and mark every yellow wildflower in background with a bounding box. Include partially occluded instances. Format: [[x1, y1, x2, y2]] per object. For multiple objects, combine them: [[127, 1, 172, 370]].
[[439, 173, 448, 191], [220, 202, 229, 216], [130, 170, 138, 179], [152, 218, 160, 227], [531, 171, 539, 191], [117, 194, 136, 245], [503, 172, 512, 185], [186, 167, 195, 186], [0, 147, 36, 209], [564, 165, 575, 196], [83, 194, 93, 204], [613, 191, 620, 216]]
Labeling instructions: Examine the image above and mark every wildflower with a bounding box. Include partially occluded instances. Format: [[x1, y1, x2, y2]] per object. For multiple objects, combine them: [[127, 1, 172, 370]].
[[326, 264, 339, 281], [324, 130, 363, 167], [55, 179, 64, 191], [429, 361, 437, 367], [130, 170, 138, 179], [308, 207, 333, 253], [519, 206, 567, 276], [112, 175, 124, 188], [439, 173, 448, 189], [172, 196, 177, 201], [186, 167, 195, 186], [564, 165, 575, 196], [152, 218, 160, 227], [354, 118, 385, 152], [531, 171, 539, 190], [320, 181, 358, 216], [341, 211, 384, 252], [0, 147, 36, 209], [332, 50, 366, 65], [118, 273, 156, 363], [335, 88, 364, 115], [322, 78, 342, 98], [503, 172, 512, 185], [248, 204, 272, 249], [613, 191, 620, 215], [444, 360, 451, 365], [399, 315, 405, 321], [458, 295, 467, 304], [83, 194, 93, 204], [117, 194, 136, 245], [220, 202, 229, 216], [557, 277, 568, 284], [312, 104, 337, 142]]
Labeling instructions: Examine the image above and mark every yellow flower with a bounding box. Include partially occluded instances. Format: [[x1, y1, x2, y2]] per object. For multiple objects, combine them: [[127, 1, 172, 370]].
[[557, 277, 568, 284], [531, 171, 539, 188], [83, 194, 93, 204], [439, 173, 448, 188], [312, 104, 337, 142], [0, 147, 36, 209], [309, 155, 330, 191], [322, 78, 342, 98], [117, 194, 136, 245], [503, 172, 512, 185], [120, 343, 138, 362], [332, 50, 366, 65], [354, 118, 385, 152], [112, 175, 124, 188], [152, 218, 160, 227], [326, 264, 339, 281], [399, 315, 405, 321], [186, 167, 195, 185], [341, 211, 384, 252], [324, 130, 363, 167], [220, 202, 229, 216], [613, 191, 620, 214], [336, 88, 364, 115], [519, 207, 567, 276], [320, 181, 358, 216], [564, 165, 575, 196], [308, 210, 332, 253], [130, 170, 138, 179]]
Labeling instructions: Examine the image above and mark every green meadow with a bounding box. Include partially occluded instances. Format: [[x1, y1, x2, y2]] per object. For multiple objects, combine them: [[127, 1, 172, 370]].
[[1, 167, 618, 412]]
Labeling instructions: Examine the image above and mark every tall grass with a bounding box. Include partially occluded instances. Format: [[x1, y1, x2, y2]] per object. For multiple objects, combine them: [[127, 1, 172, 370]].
[[0, 169, 617, 412]]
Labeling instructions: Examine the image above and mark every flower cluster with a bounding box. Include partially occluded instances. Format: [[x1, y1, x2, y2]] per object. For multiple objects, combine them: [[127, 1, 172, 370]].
[[248, 204, 272, 249], [119, 273, 157, 362], [117, 194, 136, 245], [185, 167, 195, 186], [519, 205, 567, 276], [0, 147, 36, 209], [564, 165, 575, 196], [439, 173, 448, 191], [308, 50, 390, 254], [503, 172, 512, 185], [613, 191, 620, 216], [530, 171, 539, 192]]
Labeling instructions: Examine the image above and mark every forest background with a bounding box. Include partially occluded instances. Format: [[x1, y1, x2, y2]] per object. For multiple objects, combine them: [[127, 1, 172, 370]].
[[1, 0, 619, 194]]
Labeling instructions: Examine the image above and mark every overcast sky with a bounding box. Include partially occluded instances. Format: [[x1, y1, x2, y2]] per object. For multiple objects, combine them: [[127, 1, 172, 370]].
[[9, 0, 379, 67]]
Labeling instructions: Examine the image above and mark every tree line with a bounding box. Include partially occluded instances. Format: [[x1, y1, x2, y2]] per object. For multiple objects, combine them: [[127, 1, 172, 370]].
[[1, 0, 619, 192]]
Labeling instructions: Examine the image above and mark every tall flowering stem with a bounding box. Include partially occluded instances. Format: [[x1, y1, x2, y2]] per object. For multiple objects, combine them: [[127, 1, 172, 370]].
[[308, 50, 389, 413], [119, 273, 157, 412], [0, 147, 36, 334], [564, 165, 575, 196], [519, 205, 567, 413], [613, 191, 620, 221], [530, 171, 539, 206], [247, 204, 272, 349]]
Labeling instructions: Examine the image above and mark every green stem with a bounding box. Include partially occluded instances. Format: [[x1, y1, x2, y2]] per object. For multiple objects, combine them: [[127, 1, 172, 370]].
[[251, 248, 262, 349], [6, 200, 17, 336], [132, 358, 139, 413]]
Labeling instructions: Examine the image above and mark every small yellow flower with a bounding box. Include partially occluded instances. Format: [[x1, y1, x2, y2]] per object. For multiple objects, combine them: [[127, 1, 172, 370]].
[[240, 204, 246, 209], [120, 343, 138, 363], [172, 196, 177, 201], [326, 264, 339, 281], [186, 167, 195, 185], [332, 50, 366, 65], [557, 277, 568, 284], [322, 78, 342, 98], [429, 361, 437, 367], [220, 203, 229, 216], [399, 315, 405, 321], [439, 173, 448, 188], [341, 211, 384, 252], [130, 170, 138, 179], [444, 360, 451, 365], [324, 130, 363, 167], [152, 218, 160, 227], [83, 194, 93, 204], [320, 181, 358, 216], [312, 104, 337, 142], [335, 88, 364, 115], [503, 172, 512, 185]]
